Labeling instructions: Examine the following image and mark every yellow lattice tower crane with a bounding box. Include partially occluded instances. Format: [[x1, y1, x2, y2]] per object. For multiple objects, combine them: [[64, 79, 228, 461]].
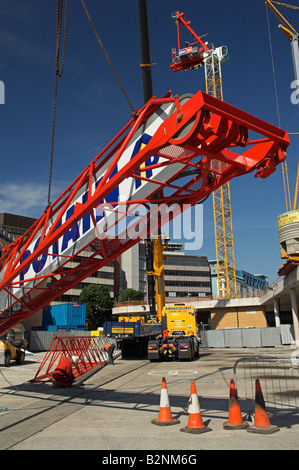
[[265, 1, 299, 264], [204, 46, 237, 298], [171, 12, 237, 298], [265, 1, 299, 214]]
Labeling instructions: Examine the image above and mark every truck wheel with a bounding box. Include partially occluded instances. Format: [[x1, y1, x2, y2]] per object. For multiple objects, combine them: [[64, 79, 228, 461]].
[[190, 339, 194, 361], [5, 351, 11, 367], [16, 350, 25, 364]]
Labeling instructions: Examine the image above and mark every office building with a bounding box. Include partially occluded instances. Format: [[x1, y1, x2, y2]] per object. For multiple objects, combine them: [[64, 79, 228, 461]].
[[209, 260, 268, 297], [0, 213, 117, 305], [163, 243, 212, 298]]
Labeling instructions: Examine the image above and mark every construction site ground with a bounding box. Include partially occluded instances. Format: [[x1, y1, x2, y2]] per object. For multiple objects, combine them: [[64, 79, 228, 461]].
[[0, 346, 298, 453]]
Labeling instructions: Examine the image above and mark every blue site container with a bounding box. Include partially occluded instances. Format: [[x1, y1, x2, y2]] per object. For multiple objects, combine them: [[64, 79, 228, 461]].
[[42, 304, 86, 329]]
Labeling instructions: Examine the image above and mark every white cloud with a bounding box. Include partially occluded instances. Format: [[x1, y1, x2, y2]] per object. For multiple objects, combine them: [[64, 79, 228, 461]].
[[0, 182, 65, 219], [0, 30, 52, 67]]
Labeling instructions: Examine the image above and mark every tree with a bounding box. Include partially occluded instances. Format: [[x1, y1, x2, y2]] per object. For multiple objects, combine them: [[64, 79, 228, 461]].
[[117, 288, 144, 302], [79, 284, 114, 329]]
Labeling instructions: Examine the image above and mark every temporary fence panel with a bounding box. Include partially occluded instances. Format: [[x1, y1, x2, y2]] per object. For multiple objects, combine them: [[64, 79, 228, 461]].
[[242, 328, 262, 348], [280, 324, 295, 345], [27, 330, 120, 356], [260, 328, 281, 347], [200, 330, 208, 347], [201, 327, 285, 348], [224, 328, 243, 348], [28, 329, 91, 352], [205, 330, 225, 348], [233, 355, 299, 418]]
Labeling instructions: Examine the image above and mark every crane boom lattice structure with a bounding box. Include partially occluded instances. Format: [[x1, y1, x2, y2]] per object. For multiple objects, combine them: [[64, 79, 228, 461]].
[[0, 90, 290, 337]]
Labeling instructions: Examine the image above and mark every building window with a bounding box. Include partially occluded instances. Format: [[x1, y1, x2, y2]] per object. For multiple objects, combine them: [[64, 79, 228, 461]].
[[168, 292, 177, 297]]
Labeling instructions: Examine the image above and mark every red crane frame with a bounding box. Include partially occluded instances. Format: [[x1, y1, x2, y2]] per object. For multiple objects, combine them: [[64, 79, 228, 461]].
[[170, 11, 210, 72], [0, 90, 290, 335]]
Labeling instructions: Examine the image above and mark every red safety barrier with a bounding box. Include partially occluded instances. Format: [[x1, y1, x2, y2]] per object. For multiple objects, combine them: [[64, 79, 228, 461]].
[[30, 335, 106, 383]]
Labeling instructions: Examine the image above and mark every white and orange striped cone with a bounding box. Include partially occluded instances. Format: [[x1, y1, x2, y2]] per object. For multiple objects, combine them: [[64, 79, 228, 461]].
[[180, 381, 212, 434], [151, 377, 180, 426]]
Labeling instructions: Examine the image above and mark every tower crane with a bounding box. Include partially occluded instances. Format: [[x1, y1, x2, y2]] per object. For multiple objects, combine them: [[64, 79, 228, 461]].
[[265, 1, 299, 268], [171, 12, 237, 298], [265, 1, 299, 91], [265, 0, 299, 209]]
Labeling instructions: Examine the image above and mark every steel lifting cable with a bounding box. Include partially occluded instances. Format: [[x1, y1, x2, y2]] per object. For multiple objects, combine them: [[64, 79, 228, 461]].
[[48, 0, 68, 207], [266, 3, 292, 212], [80, 0, 137, 116], [48, 1, 136, 206]]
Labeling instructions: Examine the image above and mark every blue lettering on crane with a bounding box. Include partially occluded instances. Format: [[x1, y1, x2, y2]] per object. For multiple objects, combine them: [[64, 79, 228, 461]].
[[18, 163, 120, 281], [19, 250, 31, 282], [82, 191, 91, 234], [18, 128, 162, 282], [94, 165, 120, 230], [32, 237, 48, 274], [130, 133, 159, 189]]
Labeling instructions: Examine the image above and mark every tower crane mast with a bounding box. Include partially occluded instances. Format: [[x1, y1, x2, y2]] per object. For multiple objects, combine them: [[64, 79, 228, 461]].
[[170, 12, 237, 298]]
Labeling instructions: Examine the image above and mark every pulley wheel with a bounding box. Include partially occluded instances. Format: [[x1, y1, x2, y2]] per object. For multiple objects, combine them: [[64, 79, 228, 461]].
[[169, 93, 201, 145]]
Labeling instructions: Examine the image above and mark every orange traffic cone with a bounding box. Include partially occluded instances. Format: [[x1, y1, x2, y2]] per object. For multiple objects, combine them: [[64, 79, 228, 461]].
[[223, 379, 248, 430], [151, 377, 180, 426], [180, 381, 212, 434], [247, 379, 279, 434]]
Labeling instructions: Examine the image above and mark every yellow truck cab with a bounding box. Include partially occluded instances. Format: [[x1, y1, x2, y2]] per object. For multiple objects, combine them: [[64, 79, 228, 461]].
[[161, 305, 197, 336], [148, 305, 200, 361], [0, 324, 27, 367]]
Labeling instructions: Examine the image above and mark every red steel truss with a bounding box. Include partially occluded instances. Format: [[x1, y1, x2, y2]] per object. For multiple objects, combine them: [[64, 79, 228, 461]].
[[30, 335, 106, 383], [0, 90, 290, 336], [170, 11, 210, 72]]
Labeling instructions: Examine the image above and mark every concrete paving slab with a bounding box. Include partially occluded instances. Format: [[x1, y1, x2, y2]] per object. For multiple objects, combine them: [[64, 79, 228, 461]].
[[0, 347, 298, 452]]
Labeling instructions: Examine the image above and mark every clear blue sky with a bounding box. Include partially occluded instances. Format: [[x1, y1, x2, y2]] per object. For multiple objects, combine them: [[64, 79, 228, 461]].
[[0, 0, 299, 284]]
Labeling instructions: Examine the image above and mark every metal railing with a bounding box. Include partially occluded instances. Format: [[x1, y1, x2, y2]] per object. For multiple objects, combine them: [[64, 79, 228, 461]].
[[233, 353, 299, 418], [114, 291, 263, 307]]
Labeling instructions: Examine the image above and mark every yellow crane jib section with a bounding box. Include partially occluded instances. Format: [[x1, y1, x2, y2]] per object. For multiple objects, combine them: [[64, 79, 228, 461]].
[[265, 0, 298, 40]]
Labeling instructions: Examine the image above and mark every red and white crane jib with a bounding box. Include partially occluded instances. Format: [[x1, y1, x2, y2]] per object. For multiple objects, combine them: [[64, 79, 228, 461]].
[[0, 90, 290, 335], [170, 11, 210, 72]]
